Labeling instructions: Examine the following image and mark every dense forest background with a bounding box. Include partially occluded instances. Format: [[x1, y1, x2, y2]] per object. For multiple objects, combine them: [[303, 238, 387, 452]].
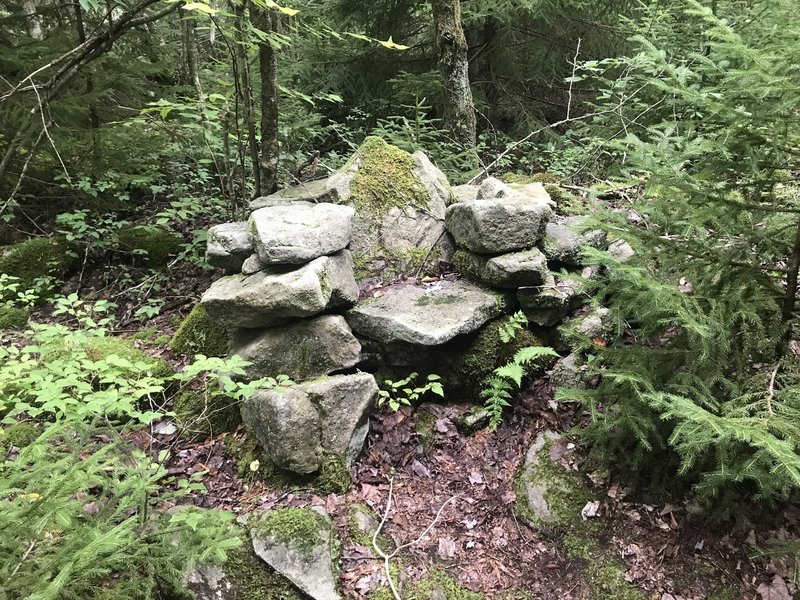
[[2, 0, 800, 598]]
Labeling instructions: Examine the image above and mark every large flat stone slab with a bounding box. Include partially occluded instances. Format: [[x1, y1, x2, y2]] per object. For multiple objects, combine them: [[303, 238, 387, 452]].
[[445, 183, 554, 253], [346, 280, 503, 345], [249, 202, 355, 265], [230, 315, 361, 381], [542, 216, 607, 266], [206, 222, 253, 272], [201, 251, 358, 329]]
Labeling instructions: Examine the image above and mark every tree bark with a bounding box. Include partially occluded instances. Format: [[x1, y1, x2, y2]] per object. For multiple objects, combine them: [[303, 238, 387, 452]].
[[430, 0, 476, 150], [72, 0, 99, 132], [235, 0, 261, 197], [254, 7, 279, 195]]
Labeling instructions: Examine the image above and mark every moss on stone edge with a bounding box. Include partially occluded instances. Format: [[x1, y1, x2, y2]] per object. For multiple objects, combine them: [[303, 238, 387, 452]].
[[502, 172, 590, 216], [42, 335, 173, 379], [415, 408, 437, 451], [454, 321, 548, 394], [252, 508, 329, 557], [0, 305, 29, 329], [346, 137, 431, 214], [315, 454, 352, 495], [0, 236, 77, 287], [225, 539, 304, 600], [169, 304, 229, 357], [174, 389, 241, 439], [115, 225, 182, 266]]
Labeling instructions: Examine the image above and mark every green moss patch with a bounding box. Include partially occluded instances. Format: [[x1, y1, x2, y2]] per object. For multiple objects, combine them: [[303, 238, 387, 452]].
[[223, 541, 304, 600], [115, 225, 182, 266], [0, 304, 29, 329], [0, 236, 77, 287], [224, 434, 305, 487], [131, 326, 170, 348], [584, 560, 644, 600], [347, 137, 431, 214], [415, 408, 437, 451], [253, 508, 329, 557], [315, 453, 352, 495], [1, 422, 38, 449], [169, 304, 229, 357], [370, 568, 484, 600]]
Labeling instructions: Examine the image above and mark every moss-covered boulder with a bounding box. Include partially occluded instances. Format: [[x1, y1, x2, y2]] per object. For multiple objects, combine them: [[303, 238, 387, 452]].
[[370, 568, 484, 600], [0, 236, 77, 287], [0, 304, 29, 329], [42, 335, 172, 379], [115, 225, 182, 266], [1, 421, 38, 449], [169, 304, 229, 357]]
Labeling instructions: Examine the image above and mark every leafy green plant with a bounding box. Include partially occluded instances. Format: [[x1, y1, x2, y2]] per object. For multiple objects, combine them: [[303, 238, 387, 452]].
[[378, 373, 444, 411], [481, 313, 559, 430]]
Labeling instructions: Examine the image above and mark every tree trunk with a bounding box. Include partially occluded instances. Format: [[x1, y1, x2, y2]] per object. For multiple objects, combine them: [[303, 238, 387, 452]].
[[235, 0, 261, 197], [22, 0, 43, 41], [254, 7, 279, 195], [430, 0, 476, 150], [72, 0, 99, 132]]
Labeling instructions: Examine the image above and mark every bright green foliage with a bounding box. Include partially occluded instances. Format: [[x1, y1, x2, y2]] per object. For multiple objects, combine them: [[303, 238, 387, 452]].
[[378, 372, 444, 411], [558, 0, 800, 507], [481, 313, 559, 430], [170, 303, 230, 357], [115, 225, 183, 266], [0, 237, 77, 288]]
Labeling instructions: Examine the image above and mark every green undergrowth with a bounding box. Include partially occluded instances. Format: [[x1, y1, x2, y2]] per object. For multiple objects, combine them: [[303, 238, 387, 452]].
[[1, 421, 38, 449], [42, 334, 173, 379], [170, 304, 229, 357], [346, 136, 431, 214], [131, 325, 170, 348]]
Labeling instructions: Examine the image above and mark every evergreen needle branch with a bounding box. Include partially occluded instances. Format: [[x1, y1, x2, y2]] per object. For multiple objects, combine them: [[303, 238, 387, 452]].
[[372, 477, 458, 600]]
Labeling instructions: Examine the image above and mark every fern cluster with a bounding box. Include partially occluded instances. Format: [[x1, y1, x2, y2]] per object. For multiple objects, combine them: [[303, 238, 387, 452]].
[[557, 0, 800, 509]]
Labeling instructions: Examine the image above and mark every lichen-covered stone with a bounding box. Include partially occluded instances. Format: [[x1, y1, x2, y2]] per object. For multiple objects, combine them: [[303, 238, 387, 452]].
[[445, 185, 554, 253], [249, 507, 341, 600], [453, 248, 549, 289], [241, 373, 377, 473], [241, 253, 265, 275], [250, 178, 338, 210], [476, 176, 514, 199], [541, 216, 607, 266], [346, 280, 504, 346], [0, 236, 77, 287], [201, 251, 359, 329], [249, 202, 355, 265], [230, 315, 361, 381], [550, 353, 590, 390], [115, 225, 182, 266], [170, 304, 229, 357], [608, 239, 635, 262], [206, 222, 252, 273]]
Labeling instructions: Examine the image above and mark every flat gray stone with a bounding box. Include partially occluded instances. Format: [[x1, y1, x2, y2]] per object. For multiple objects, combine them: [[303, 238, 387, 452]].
[[230, 315, 361, 381], [249, 178, 339, 211], [452, 184, 478, 203], [241, 253, 266, 275], [476, 176, 514, 199], [542, 216, 607, 266], [206, 222, 253, 273], [241, 373, 378, 473], [456, 248, 549, 289], [242, 386, 323, 474], [445, 184, 554, 253], [249, 507, 341, 600], [249, 202, 355, 265], [201, 251, 358, 329], [347, 280, 503, 345], [522, 431, 563, 523]]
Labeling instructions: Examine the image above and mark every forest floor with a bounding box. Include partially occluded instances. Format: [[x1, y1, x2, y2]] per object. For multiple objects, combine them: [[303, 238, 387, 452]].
[[44, 261, 798, 600]]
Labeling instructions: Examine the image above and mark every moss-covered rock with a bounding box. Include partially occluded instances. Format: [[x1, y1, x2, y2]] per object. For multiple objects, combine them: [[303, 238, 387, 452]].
[[224, 433, 306, 487], [370, 568, 484, 600], [347, 503, 389, 549], [130, 326, 170, 348], [1, 422, 38, 449], [42, 335, 173, 379], [0, 304, 29, 329], [0, 236, 77, 287], [174, 389, 241, 439], [503, 172, 592, 216], [415, 407, 437, 451], [169, 304, 229, 357], [222, 543, 305, 599], [252, 508, 329, 557], [115, 225, 182, 266], [315, 453, 352, 495]]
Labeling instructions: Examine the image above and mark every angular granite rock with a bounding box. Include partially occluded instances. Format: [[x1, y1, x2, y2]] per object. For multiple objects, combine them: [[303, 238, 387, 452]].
[[230, 315, 361, 381], [249, 202, 355, 265], [347, 280, 503, 345], [445, 184, 554, 253], [241, 373, 378, 473], [541, 216, 607, 266], [249, 178, 339, 211], [476, 176, 514, 199], [201, 251, 358, 329], [241, 253, 265, 275], [608, 239, 635, 262], [249, 507, 341, 600], [206, 222, 253, 272], [455, 248, 549, 289]]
